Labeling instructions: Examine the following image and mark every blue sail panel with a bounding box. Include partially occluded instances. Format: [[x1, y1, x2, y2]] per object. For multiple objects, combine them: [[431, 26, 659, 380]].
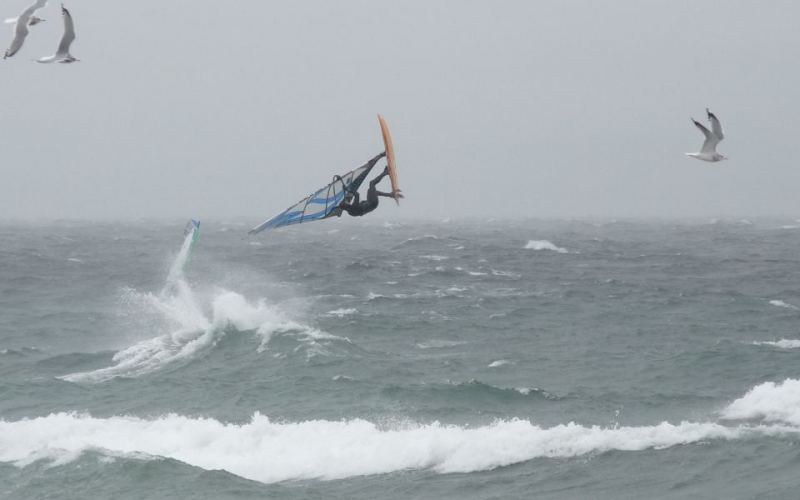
[[249, 162, 375, 234]]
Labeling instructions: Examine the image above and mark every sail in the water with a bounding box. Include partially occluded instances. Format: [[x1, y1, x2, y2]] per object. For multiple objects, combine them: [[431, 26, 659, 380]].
[[165, 219, 201, 286], [248, 162, 377, 234], [180, 219, 200, 273]]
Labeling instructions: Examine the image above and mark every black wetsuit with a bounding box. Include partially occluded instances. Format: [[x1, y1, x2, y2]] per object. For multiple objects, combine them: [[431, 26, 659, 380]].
[[340, 187, 378, 217], [339, 156, 391, 217]]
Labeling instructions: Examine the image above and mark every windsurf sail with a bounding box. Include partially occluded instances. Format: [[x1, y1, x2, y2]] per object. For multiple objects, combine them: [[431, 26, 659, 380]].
[[180, 219, 200, 273], [248, 162, 377, 234], [166, 219, 200, 286]]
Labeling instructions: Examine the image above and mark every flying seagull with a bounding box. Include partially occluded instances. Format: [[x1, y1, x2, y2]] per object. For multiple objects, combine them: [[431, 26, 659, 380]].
[[36, 4, 77, 63], [4, 0, 48, 59], [686, 108, 726, 162]]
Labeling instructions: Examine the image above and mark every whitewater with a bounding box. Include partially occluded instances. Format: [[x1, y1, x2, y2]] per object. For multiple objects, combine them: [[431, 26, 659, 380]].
[[2, 219, 800, 499]]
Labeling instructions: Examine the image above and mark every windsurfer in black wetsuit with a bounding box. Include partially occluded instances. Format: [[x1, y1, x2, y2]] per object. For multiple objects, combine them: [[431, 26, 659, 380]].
[[336, 152, 402, 217]]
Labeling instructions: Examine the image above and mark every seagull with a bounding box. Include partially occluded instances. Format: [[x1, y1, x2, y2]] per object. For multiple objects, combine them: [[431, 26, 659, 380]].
[[4, 0, 48, 59], [36, 4, 77, 63], [686, 108, 727, 162]]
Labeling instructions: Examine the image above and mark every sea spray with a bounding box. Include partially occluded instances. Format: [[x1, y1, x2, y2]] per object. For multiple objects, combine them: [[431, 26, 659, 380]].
[[60, 224, 328, 382]]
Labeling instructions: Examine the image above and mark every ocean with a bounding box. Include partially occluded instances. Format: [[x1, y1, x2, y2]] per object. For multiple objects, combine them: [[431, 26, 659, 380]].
[[2, 218, 800, 499]]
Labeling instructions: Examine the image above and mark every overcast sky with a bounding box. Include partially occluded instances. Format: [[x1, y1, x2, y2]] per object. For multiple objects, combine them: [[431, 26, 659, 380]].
[[2, 0, 799, 221]]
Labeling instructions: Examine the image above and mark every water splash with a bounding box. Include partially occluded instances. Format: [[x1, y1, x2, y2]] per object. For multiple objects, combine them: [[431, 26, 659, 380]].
[[60, 226, 332, 383]]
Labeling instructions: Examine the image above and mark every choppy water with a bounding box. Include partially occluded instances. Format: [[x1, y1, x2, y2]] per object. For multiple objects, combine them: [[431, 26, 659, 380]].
[[2, 218, 800, 499]]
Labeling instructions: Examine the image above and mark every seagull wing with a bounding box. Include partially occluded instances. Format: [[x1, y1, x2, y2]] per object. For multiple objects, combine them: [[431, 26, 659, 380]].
[[4, 0, 46, 58], [5, 22, 30, 57], [706, 108, 724, 141], [18, 0, 47, 21], [55, 4, 75, 58], [692, 118, 719, 154]]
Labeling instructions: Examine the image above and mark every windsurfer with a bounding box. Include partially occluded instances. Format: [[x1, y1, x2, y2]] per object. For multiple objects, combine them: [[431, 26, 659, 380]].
[[335, 152, 400, 217]]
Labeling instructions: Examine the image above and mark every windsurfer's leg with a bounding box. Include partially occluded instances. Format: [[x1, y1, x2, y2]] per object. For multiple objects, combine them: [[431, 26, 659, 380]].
[[366, 184, 378, 205], [370, 167, 390, 188]]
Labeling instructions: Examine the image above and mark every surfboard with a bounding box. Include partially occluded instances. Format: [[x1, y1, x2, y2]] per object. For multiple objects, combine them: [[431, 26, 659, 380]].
[[378, 114, 401, 205]]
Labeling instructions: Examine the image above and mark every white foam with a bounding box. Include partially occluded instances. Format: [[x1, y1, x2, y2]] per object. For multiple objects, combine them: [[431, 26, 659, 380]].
[[416, 339, 468, 349], [524, 240, 569, 253], [395, 235, 439, 247], [420, 255, 449, 261], [67, 257, 83, 263], [751, 339, 800, 349], [769, 300, 798, 310], [0, 412, 794, 484], [435, 286, 467, 298], [325, 308, 358, 318], [721, 379, 800, 426], [488, 359, 512, 368], [60, 231, 328, 382], [490, 269, 521, 279], [61, 287, 318, 382]]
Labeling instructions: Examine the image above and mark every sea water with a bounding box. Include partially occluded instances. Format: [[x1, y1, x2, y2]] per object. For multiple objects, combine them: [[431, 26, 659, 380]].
[[2, 218, 800, 499]]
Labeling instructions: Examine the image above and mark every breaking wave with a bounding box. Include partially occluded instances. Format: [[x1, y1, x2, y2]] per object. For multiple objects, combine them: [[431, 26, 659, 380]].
[[720, 378, 800, 426], [524, 240, 569, 253], [325, 308, 358, 318], [769, 300, 798, 310], [0, 409, 796, 484], [2, 380, 800, 484], [751, 339, 800, 349], [60, 228, 333, 383]]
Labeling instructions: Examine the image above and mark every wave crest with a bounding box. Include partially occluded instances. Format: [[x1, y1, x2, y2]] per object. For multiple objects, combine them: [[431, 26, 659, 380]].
[[0, 412, 794, 484], [524, 240, 570, 253]]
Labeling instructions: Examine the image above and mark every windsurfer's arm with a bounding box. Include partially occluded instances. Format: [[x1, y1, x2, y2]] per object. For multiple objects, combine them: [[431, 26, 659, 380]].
[[364, 151, 386, 168], [376, 190, 403, 198]]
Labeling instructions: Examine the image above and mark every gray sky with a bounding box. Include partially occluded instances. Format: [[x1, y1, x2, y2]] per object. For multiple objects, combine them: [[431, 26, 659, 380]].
[[2, 0, 800, 220]]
